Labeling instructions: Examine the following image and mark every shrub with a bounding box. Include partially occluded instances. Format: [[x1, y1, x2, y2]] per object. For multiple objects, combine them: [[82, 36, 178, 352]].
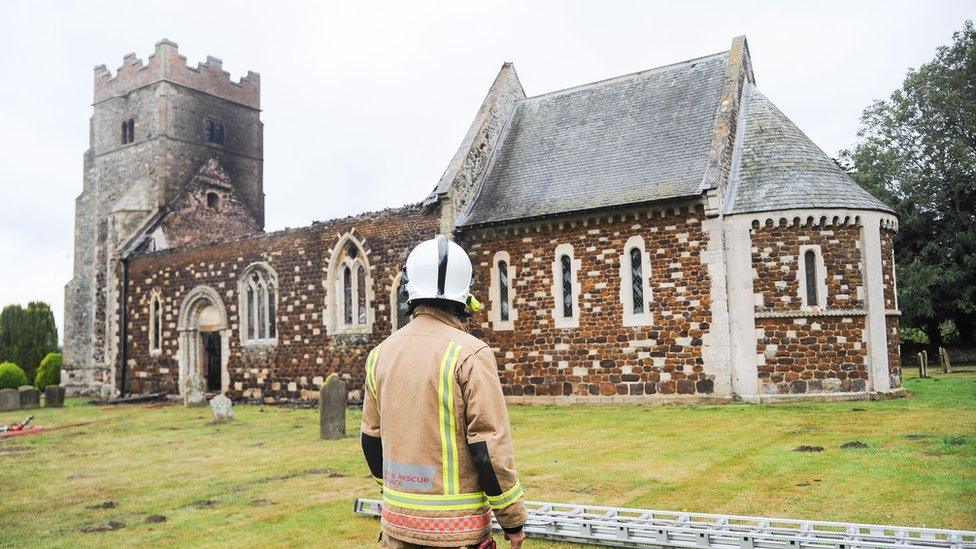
[[35, 352, 62, 390], [0, 361, 28, 389]]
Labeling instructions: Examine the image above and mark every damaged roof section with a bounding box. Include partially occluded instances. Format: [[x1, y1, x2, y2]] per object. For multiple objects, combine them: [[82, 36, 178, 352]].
[[458, 52, 730, 227], [728, 88, 894, 214]]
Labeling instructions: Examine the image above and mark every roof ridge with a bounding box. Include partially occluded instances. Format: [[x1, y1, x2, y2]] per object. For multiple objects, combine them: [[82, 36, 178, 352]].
[[520, 50, 729, 103]]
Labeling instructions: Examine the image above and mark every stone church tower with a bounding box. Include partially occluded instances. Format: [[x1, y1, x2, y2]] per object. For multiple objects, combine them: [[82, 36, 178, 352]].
[[63, 39, 263, 395]]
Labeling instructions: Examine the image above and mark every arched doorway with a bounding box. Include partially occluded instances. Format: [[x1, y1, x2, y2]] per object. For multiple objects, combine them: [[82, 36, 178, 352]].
[[176, 286, 230, 396]]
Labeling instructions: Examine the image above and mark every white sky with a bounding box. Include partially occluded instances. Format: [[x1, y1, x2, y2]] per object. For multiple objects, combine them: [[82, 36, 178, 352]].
[[0, 0, 972, 342]]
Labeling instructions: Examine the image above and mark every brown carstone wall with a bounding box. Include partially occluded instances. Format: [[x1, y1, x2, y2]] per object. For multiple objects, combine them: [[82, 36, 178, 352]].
[[752, 222, 863, 312], [460, 203, 716, 398], [756, 316, 868, 394], [123, 204, 439, 401], [880, 228, 897, 310], [887, 315, 901, 388]]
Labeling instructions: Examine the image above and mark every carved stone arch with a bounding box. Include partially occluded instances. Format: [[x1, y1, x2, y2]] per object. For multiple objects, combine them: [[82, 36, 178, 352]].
[[176, 285, 230, 396], [389, 270, 411, 332], [324, 230, 374, 335]]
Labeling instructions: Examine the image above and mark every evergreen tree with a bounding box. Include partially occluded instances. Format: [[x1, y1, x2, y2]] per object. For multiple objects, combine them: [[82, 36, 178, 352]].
[[0, 302, 59, 383]]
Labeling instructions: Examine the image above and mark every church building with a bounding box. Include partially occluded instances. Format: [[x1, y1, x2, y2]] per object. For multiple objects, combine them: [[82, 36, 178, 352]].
[[63, 37, 903, 403]]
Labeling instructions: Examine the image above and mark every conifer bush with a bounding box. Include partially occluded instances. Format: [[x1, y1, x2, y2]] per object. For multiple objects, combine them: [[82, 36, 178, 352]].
[[0, 361, 28, 389], [34, 352, 62, 390]]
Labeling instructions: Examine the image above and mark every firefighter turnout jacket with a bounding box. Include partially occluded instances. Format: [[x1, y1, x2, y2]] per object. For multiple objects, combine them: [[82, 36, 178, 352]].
[[361, 305, 527, 547]]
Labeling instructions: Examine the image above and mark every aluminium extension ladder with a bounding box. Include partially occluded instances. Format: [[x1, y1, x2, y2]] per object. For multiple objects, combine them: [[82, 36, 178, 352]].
[[354, 498, 976, 549]]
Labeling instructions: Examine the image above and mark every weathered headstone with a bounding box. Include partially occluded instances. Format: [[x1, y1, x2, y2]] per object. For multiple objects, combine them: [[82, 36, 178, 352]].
[[939, 347, 952, 374], [18, 385, 40, 409], [319, 373, 346, 440], [0, 388, 19, 411], [210, 394, 234, 422], [184, 372, 206, 407], [45, 385, 66, 408]]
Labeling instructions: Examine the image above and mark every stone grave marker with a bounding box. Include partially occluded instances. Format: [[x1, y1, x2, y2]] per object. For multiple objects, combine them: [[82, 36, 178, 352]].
[[319, 373, 346, 440]]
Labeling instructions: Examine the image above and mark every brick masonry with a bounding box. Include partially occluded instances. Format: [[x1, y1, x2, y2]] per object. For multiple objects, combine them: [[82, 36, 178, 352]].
[[461, 203, 717, 398], [123, 204, 438, 402]]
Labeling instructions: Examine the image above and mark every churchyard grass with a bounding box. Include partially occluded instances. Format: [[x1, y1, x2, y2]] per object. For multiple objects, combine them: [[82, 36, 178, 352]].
[[1, 371, 973, 547]]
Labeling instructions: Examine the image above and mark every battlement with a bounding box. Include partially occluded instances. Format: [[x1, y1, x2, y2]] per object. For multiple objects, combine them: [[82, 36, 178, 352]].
[[94, 39, 260, 109]]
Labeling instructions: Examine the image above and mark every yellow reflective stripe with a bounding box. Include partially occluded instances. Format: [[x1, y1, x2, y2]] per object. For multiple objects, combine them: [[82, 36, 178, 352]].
[[383, 487, 487, 511], [365, 346, 380, 398], [487, 480, 524, 509], [438, 341, 462, 494]]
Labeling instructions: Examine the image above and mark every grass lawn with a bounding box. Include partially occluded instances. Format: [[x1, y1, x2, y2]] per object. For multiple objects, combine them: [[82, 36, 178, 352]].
[[1, 372, 974, 548]]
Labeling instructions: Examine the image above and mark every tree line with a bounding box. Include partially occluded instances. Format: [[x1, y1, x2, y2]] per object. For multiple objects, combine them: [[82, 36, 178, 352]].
[[841, 20, 976, 351]]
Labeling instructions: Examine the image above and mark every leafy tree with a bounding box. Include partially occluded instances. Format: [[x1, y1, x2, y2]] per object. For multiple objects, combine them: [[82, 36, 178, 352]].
[[840, 21, 976, 348], [0, 302, 59, 383]]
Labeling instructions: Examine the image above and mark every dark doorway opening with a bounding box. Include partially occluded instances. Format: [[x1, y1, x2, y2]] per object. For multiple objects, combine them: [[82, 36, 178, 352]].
[[202, 331, 222, 392]]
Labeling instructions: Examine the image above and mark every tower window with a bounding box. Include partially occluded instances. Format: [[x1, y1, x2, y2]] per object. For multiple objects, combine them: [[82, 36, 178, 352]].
[[121, 118, 135, 144], [798, 245, 827, 309], [206, 192, 219, 210], [205, 119, 225, 145]]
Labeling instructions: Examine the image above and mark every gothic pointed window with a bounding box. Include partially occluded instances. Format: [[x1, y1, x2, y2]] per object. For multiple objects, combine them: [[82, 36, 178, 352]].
[[239, 263, 277, 345], [620, 235, 652, 326], [552, 244, 579, 328], [799, 245, 826, 309], [498, 260, 510, 322], [329, 233, 373, 334]]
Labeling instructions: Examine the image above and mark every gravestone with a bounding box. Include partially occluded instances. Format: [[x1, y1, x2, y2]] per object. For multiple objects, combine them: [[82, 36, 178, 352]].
[[210, 394, 234, 422], [319, 373, 346, 440], [18, 386, 40, 409], [184, 372, 206, 407], [0, 388, 19, 411], [45, 385, 66, 408]]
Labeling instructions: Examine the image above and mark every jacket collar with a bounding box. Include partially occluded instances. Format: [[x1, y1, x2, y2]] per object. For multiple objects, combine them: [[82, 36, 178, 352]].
[[412, 304, 466, 331]]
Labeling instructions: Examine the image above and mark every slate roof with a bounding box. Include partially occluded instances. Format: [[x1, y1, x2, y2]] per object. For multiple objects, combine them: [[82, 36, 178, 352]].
[[458, 52, 730, 226], [728, 88, 894, 214]]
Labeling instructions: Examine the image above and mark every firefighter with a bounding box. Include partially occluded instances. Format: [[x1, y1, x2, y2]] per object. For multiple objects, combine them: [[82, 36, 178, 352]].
[[361, 235, 527, 548]]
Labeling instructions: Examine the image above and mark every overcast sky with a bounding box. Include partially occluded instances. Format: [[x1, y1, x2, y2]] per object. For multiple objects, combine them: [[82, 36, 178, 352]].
[[0, 0, 972, 341]]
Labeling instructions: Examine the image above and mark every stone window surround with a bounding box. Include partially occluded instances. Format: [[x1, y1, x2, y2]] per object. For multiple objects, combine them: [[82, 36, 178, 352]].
[[619, 235, 653, 327], [551, 243, 581, 329], [325, 232, 374, 335], [238, 261, 278, 347], [149, 289, 163, 356], [489, 250, 517, 331], [797, 244, 828, 310]]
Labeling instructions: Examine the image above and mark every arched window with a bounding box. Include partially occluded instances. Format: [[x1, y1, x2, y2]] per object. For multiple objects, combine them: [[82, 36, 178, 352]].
[[499, 261, 510, 321], [552, 244, 579, 328], [390, 271, 411, 332], [630, 248, 644, 314], [560, 255, 573, 318], [239, 263, 277, 344], [620, 235, 652, 326], [490, 251, 516, 331], [798, 245, 826, 309], [327, 233, 373, 334], [804, 250, 818, 306], [149, 291, 162, 354]]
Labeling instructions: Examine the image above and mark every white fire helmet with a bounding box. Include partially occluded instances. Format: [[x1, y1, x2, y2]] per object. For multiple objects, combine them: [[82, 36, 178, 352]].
[[404, 234, 473, 306]]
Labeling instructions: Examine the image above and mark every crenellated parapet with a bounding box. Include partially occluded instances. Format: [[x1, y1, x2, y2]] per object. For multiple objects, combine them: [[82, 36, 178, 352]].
[[94, 39, 260, 109]]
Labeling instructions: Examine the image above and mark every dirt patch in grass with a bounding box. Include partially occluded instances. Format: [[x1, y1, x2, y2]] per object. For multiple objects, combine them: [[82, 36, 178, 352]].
[[87, 501, 116, 510], [841, 441, 868, 449], [81, 521, 124, 533], [793, 445, 825, 452]]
